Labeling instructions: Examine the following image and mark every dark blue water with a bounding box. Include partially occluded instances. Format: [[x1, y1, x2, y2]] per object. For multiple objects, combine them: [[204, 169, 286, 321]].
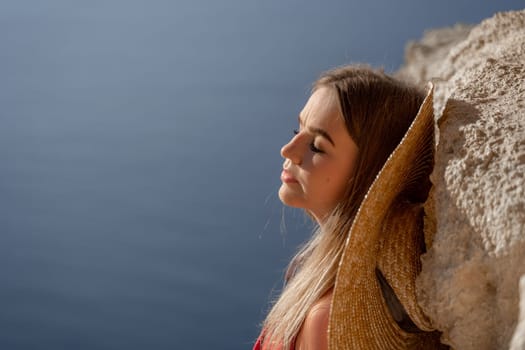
[[1, 1, 523, 349]]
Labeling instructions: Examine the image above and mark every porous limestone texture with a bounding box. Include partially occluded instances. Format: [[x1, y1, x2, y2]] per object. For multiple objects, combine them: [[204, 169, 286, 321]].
[[395, 23, 473, 86], [397, 10, 525, 350]]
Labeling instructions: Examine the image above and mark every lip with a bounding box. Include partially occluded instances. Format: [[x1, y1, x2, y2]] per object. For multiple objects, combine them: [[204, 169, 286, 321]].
[[281, 169, 299, 184]]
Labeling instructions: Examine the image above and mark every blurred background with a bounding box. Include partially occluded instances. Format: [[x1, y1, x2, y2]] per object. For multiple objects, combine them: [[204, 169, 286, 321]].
[[1, 1, 523, 349]]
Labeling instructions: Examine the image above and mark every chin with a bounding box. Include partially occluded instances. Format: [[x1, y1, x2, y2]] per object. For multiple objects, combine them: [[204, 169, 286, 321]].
[[278, 185, 305, 209]]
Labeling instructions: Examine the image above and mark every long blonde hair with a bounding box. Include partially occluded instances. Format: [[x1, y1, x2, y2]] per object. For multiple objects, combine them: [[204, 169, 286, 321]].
[[261, 65, 425, 349]]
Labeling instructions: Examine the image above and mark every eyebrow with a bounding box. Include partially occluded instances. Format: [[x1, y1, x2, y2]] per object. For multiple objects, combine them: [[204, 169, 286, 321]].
[[298, 115, 336, 147]]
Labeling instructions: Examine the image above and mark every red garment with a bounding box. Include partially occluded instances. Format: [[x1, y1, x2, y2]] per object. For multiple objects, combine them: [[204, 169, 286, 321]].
[[252, 334, 265, 350], [253, 332, 293, 350]]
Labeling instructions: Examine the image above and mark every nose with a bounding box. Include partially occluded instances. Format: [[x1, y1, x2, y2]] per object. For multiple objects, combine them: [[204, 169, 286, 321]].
[[281, 135, 302, 165]]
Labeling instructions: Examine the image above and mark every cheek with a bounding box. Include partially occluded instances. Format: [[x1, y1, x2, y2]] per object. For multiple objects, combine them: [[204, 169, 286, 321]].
[[326, 176, 346, 198], [322, 166, 351, 198], [308, 158, 349, 200]]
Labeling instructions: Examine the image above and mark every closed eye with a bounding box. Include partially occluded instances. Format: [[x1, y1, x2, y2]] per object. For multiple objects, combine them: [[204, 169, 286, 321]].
[[294, 129, 324, 153], [309, 141, 324, 153]]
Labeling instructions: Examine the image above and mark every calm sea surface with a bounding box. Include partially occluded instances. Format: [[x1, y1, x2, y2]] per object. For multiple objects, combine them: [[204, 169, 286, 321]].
[[1, 1, 522, 349]]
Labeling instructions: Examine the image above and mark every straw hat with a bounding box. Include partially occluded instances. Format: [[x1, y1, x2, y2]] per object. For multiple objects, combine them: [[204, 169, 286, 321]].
[[328, 84, 447, 349]]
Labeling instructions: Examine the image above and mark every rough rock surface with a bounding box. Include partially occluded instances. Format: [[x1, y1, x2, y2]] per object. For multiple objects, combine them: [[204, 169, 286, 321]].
[[395, 23, 473, 86], [397, 10, 525, 350]]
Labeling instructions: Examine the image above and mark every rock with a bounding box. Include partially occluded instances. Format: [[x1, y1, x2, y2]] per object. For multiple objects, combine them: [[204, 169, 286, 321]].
[[395, 23, 473, 86], [397, 10, 525, 350]]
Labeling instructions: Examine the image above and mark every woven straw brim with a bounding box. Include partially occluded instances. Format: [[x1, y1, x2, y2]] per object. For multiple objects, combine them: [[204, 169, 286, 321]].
[[328, 84, 446, 349]]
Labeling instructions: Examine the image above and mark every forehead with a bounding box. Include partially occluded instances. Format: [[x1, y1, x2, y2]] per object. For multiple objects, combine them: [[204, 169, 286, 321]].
[[300, 87, 342, 127]]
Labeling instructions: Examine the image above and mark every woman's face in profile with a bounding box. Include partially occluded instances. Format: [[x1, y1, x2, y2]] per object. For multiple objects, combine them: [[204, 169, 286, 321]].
[[279, 87, 358, 222]]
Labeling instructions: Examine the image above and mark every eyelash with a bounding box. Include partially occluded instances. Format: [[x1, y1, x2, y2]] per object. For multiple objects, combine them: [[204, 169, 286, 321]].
[[292, 129, 324, 153]]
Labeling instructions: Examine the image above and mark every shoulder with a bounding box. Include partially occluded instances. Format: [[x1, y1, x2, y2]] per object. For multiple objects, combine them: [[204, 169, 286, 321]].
[[294, 291, 333, 350]]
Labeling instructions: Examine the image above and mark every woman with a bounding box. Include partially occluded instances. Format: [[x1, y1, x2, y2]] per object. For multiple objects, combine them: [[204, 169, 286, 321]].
[[255, 65, 444, 349]]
